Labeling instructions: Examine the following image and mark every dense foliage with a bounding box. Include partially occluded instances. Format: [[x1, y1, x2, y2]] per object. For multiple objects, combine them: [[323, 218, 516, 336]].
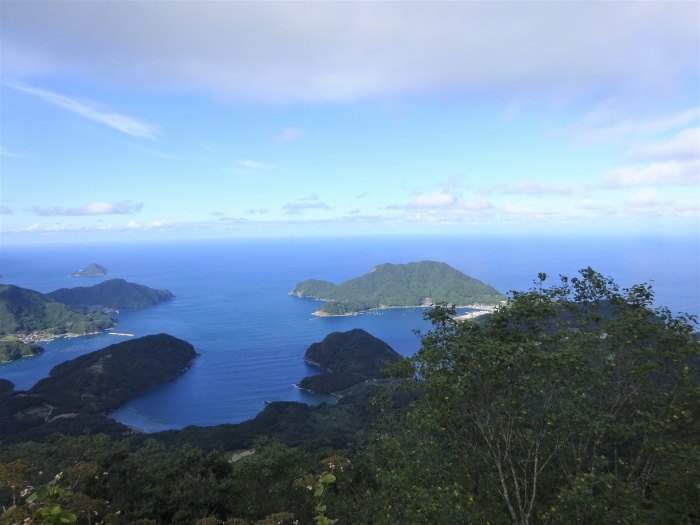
[[0, 338, 44, 362], [0, 284, 114, 336], [1, 269, 697, 525], [47, 278, 175, 310], [357, 268, 700, 524], [30, 334, 197, 413], [300, 329, 402, 394], [291, 261, 505, 315]]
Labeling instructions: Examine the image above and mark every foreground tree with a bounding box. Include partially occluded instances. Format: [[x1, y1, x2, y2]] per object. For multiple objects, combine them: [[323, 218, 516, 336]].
[[401, 268, 699, 524]]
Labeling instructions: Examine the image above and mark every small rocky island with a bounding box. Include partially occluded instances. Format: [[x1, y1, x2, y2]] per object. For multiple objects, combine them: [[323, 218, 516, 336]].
[[71, 263, 108, 276], [291, 260, 505, 316]]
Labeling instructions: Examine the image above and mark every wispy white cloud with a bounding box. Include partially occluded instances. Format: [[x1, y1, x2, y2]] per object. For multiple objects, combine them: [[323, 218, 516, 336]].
[[7, 83, 159, 139], [218, 216, 248, 222], [574, 107, 700, 143], [603, 159, 699, 188], [408, 190, 455, 208], [482, 180, 586, 196], [237, 159, 276, 170], [625, 188, 658, 206], [0, 146, 28, 158], [126, 219, 170, 230], [138, 147, 178, 160], [246, 208, 270, 215], [32, 200, 143, 216], [624, 127, 699, 161], [0, 206, 13, 215], [276, 127, 305, 142], [282, 194, 330, 215]]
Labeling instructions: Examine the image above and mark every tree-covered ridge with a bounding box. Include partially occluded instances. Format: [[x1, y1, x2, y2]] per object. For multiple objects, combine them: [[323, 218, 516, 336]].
[[30, 333, 197, 414], [0, 269, 698, 525], [0, 284, 114, 337], [290, 260, 505, 315], [0, 338, 44, 362], [383, 268, 700, 524], [70, 263, 107, 276], [299, 328, 402, 394], [47, 278, 175, 310]]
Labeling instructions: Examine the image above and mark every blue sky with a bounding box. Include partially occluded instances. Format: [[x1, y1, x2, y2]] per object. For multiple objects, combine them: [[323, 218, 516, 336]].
[[1, 1, 698, 244]]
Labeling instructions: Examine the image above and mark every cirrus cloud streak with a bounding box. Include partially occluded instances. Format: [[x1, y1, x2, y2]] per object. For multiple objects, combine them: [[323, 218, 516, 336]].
[[31, 200, 143, 216]]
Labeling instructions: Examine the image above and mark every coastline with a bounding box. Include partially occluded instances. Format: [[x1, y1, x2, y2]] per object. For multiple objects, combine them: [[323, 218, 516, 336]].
[[15, 328, 109, 345], [311, 303, 500, 318]]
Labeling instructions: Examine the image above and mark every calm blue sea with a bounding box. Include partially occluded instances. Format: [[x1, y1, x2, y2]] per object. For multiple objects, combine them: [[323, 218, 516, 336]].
[[0, 234, 698, 433]]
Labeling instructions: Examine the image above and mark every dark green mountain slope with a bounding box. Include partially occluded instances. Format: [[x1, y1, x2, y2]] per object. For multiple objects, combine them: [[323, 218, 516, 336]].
[[299, 328, 403, 394], [30, 333, 197, 413], [47, 278, 175, 309], [0, 283, 114, 336], [290, 260, 504, 315]]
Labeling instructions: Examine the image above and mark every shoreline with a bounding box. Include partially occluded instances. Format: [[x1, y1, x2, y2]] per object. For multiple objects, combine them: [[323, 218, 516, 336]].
[[312, 303, 500, 318], [15, 328, 111, 345]]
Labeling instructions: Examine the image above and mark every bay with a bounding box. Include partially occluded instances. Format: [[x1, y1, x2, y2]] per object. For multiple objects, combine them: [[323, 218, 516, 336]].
[[0, 234, 697, 433]]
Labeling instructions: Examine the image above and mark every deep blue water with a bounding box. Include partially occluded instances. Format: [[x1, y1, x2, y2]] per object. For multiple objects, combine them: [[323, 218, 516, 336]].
[[0, 234, 698, 432]]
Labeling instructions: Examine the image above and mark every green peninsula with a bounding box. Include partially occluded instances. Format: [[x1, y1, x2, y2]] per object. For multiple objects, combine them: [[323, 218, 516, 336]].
[[0, 283, 114, 339], [0, 279, 175, 341], [0, 334, 197, 443], [30, 333, 197, 413], [290, 260, 505, 315]]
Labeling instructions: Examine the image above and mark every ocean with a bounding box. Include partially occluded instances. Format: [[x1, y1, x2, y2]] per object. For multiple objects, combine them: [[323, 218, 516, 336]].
[[0, 234, 698, 433]]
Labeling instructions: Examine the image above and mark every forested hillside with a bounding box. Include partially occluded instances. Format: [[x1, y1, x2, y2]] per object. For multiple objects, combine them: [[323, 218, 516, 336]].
[[0, 284, 114, 336], [47, 278, 175, 309], [1, 269, 697, 525]]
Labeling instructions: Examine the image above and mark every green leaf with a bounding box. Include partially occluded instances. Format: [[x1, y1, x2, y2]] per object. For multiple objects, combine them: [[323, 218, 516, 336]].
[[321, 473, 336, 484]]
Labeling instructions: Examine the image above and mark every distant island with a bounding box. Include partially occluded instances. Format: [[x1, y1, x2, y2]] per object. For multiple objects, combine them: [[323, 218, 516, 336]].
[[290, 260, 505, 315], [0, 279, 175, 343], [47, 278, 175, 310], [70, 263, 108, 276]]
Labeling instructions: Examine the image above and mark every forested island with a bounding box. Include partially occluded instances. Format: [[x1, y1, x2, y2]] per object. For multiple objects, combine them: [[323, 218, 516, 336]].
[[299, 328, 402, 394], [290, 260, 505, 315], [0, 269, 698, 525], [70, 263, 108, 277]]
